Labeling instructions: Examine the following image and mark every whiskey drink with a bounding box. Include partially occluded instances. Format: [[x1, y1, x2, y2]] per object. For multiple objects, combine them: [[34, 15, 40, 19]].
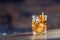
[[32, 11, 47, 35]]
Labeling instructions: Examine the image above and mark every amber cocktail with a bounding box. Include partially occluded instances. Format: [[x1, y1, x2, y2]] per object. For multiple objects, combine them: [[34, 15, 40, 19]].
[[32, 11, 47, 35]]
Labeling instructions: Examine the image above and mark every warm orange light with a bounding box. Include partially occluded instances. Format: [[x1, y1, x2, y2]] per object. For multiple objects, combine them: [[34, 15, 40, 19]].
[[32, 11, 47, 35]]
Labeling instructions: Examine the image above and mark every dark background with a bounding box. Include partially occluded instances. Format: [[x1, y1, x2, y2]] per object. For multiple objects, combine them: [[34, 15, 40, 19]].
[[0, 0, 60, 34]]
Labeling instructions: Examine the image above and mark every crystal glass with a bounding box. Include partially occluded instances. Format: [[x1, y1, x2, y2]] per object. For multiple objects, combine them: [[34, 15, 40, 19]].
[[32, 12, 47, 35]]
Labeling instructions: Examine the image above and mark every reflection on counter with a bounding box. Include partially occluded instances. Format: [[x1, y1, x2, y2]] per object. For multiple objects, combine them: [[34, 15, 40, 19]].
[[31, 34, 47, 40]]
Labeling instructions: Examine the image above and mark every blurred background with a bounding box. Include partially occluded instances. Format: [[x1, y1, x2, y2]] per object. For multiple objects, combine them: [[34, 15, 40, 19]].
[[0, 0, 60, 34]]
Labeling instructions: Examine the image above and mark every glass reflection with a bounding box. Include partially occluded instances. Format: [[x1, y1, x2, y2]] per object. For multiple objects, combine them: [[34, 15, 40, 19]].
[[31, 35, 47, 40]]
